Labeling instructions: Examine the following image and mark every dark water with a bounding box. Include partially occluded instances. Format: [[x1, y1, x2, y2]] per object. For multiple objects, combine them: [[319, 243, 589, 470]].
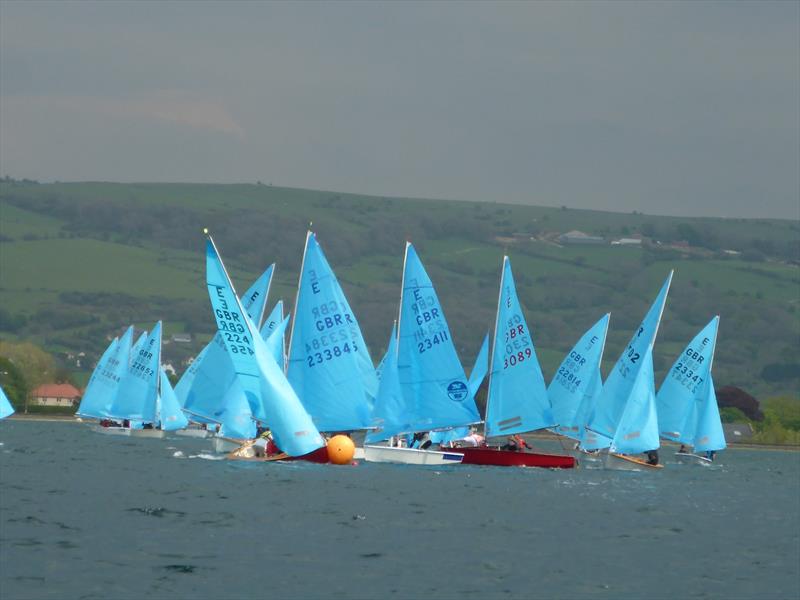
[[1, 421, 798, 600]]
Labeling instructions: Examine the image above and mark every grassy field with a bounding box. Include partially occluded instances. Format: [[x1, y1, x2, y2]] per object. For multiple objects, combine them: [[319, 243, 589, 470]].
[[0, 179, 797, 400]]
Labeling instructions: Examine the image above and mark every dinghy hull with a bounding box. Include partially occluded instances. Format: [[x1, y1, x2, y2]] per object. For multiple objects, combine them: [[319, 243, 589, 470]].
[[445, 446, 576, 468], [130, 428, 166, 439], [227, 444, 331, 464], [92, 425, 131, 436], [174, 428, 212, 439], [605, 452, 664, 471], [363, 445, 464, 465]]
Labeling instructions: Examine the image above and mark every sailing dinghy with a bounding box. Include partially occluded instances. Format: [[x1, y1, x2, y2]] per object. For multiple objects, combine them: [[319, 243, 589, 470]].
[[548, 314, 609, 462], [446, 256, 575, 468], [175, 266, 275, 442], [364, 243, 480, 465], [657, 316, 725, 465], [584, 272, 673, 471], [204, 233, 329, 463]]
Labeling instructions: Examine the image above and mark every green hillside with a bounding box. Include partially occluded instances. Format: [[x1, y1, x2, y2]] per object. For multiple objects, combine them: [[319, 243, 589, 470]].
[[0, 179, 797, 400]]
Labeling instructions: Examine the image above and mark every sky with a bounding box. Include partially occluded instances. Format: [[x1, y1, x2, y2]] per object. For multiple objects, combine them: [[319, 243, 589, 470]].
[[1, 1, 798, 219]]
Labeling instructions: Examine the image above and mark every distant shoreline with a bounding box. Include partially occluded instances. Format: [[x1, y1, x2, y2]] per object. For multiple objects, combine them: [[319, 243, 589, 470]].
[[5, 413, 799, 451]]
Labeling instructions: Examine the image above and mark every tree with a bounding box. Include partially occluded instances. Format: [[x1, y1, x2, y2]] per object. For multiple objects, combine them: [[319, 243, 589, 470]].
[[0, 341, 56, 412], [0, 356, 27, 409]]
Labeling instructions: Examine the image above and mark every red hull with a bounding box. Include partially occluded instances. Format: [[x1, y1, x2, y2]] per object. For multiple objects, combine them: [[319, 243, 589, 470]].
[[286, 446, 330, 464], [446, 446, 576, 469]]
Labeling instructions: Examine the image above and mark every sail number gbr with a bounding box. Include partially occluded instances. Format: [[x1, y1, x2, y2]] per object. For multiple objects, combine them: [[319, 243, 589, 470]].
[[306, 342, 358, 367], [503, 321, 533, 369]]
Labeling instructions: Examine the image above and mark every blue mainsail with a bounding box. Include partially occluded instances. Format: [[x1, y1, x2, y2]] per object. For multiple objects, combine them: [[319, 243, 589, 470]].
[[175, 267, 274, 420], [84, 327, 134, 419], [0, 385, 14, 419], [657, 316, 719, 442], [206, 236, 324, 456], [130, 331, 148, 365], [241, 264, 274, 330], [108, 322, 161, 423], [485, 256, 554, 437], [260, 300, 286, 368], [610, 346, 661, 454], [366, 323, 409, 442], [286, 232, 377, 432], [396, 243, 480, 433], [549, 314, 610, 441], [76, 336, 120, 419], [180, 335, 236, 423], [158, 368, 189, 431], [586, 272, 673, 444]]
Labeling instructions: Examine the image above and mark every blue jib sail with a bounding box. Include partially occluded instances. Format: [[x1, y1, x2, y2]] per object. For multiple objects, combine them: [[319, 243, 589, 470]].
[[586, 271, 673, 444], [657, 316, 719, 442], [485, 256, 554, 437], [691, 373, 727, 453], [0, 385, 14, 419], [108, 321, 162, 423], [175, 267, 274, 421], [396, 243, 480, 433], [366, 323, 409, 442], [467, 332, 490, 400], [76, 336, 120, 419], [158, 368, 189, 431], [85, 326, 135, 419], [287, 232, 377, 432], [610, 346, 661, 454], [206, 237, 324, 456], [549, 314, 610, 441]]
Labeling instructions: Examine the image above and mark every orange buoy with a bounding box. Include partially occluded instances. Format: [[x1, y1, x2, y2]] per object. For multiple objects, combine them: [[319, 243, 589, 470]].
[[327, 435, 356, 465]]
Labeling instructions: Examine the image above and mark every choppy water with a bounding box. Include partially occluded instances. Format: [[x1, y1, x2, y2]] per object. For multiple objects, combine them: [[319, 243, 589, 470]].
[[1, 421, 798, 600]]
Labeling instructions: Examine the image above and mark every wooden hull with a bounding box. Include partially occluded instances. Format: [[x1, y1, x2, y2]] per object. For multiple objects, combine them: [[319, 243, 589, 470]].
[[440, 446, 576, 468], [227, 445, 330, 464], [675, 452, 713, 466], [605, 452, 664, 471], [363, 445, 464, 465]]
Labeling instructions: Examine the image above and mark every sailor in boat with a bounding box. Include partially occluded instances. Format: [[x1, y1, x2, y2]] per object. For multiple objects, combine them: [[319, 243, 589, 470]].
[[645, 449, 660, 465], [411, 431, 433, 450], [500, 434, 531, 452], [705, 450, 716, 462]]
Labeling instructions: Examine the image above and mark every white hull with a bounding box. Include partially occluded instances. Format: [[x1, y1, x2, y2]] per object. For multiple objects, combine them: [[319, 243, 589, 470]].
[[174, 428, 212, 439], [92, 425, 132, 436], [213, 436, 245, 454], [363, 445, 464, 465], [604, 452, 664, 472], [353, 447, 365, 460], [675, 452, 713, 466], [130, 428, 166, 439]]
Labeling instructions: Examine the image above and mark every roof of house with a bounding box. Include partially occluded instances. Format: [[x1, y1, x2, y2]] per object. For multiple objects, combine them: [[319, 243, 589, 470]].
[[31, 383, 82, 398]]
